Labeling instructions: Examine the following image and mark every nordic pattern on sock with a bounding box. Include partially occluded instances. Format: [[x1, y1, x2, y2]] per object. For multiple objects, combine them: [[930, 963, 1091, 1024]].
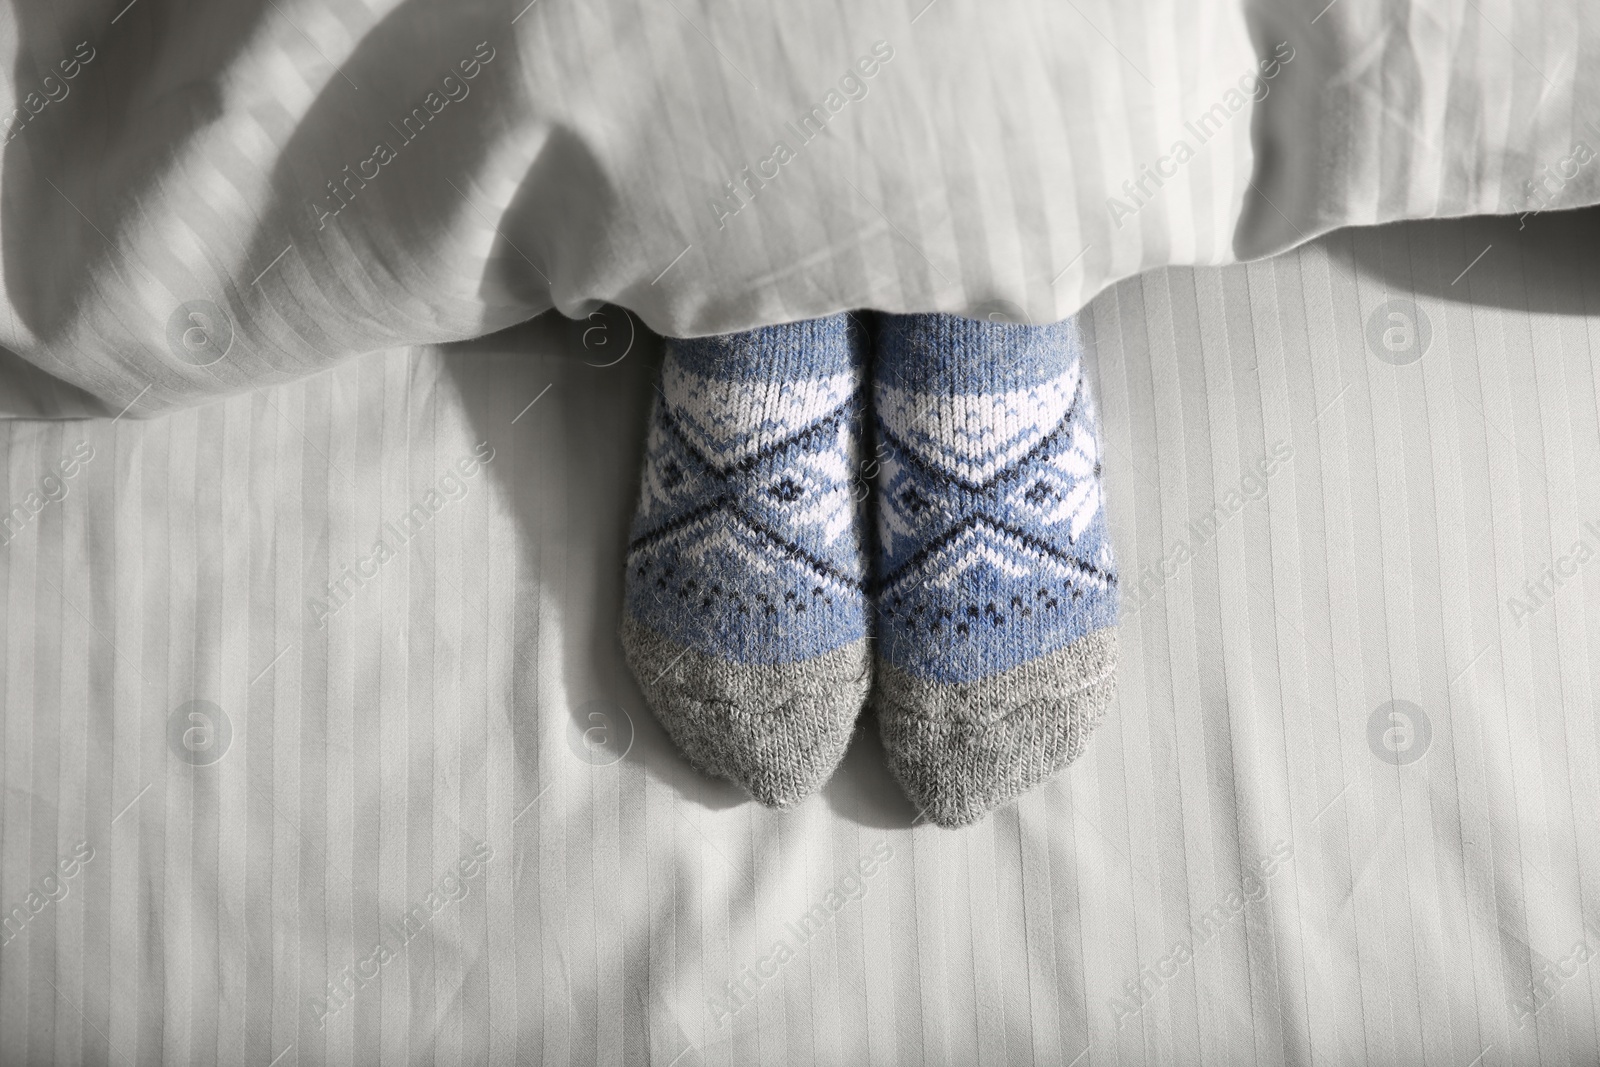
[[625, 317, 869, 666], [873, 314, 1118, 685]]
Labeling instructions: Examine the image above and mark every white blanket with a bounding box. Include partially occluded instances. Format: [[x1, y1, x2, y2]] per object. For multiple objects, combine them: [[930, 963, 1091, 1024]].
[[1, 0, 1599, 416]]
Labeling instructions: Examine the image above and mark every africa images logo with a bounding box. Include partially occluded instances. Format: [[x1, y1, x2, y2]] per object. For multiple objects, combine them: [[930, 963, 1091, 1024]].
[[707, 841, 894, 1028], [311, 42, 497, 230], [305, 442, 496, 629], [1105, 41, 1295, 229], [708, 41, 895, 230]]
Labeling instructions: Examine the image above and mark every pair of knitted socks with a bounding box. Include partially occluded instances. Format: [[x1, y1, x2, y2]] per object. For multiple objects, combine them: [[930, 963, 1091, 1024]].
[[620, 312, 1118, 827]]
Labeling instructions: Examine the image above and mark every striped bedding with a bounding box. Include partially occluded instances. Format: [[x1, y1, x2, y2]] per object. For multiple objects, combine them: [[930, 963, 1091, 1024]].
[[4, 1, 1600, 1064], [1, 0, 1598, 417], [5, 206, 1600, 1064]]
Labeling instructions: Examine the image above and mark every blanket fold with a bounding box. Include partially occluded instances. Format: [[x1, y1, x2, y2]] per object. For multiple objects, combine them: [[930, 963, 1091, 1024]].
[[2, 0, 1597, 417]]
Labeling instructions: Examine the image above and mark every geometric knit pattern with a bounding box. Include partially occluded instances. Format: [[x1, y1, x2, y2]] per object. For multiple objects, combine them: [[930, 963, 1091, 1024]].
[[625, 319, 868, 661], [870, 311, 1120, 827], [873, 314, 1119, 681], [621, 314, 871, 807]]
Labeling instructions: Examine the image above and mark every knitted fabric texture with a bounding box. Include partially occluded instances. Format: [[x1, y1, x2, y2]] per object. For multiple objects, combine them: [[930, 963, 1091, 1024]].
[[871, 312, 1119, 827], [621, 314, 871, 807]]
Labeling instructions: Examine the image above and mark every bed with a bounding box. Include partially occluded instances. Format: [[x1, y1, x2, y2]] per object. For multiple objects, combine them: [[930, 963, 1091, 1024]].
[[6, 0, 1600, 1063], [3, 204, 1599, 1065]]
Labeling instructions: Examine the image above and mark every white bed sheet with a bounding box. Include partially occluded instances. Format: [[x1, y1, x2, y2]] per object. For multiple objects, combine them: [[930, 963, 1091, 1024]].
[[2, 205, 1599, 1066]]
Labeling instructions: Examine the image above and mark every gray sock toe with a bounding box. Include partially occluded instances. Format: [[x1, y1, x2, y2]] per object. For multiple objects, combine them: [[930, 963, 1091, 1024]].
[[876, 628, 1117, 828], [623, 617, 870, 807]]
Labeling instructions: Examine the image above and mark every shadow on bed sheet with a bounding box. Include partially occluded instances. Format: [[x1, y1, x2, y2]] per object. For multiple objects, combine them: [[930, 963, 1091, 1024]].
[[1326, 203, 1600, 317]]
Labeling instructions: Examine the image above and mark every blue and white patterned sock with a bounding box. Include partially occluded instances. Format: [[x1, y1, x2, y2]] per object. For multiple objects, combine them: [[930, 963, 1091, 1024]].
[[871, 312, 1119, 827], [622, 314, 871, 807]]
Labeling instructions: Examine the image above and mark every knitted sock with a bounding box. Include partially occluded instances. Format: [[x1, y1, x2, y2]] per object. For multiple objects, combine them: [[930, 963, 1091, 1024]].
[[870, 312, 1119, 827], [621, 314, 871, 807]]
